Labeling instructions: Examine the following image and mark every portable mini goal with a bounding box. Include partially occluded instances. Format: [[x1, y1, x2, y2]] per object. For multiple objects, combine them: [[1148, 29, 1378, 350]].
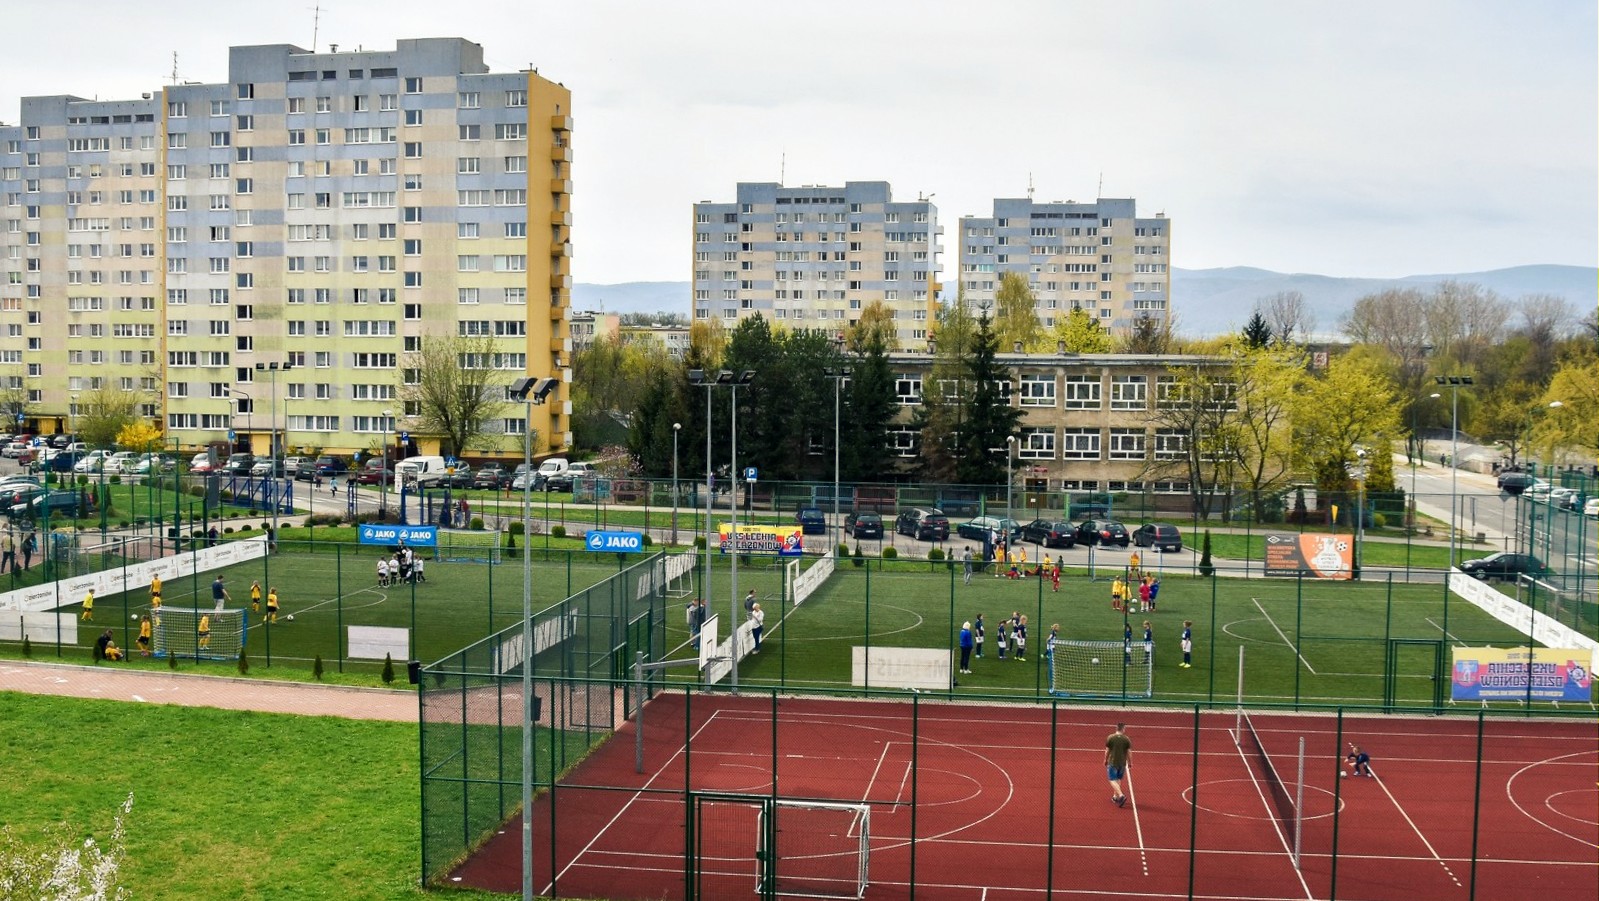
[[151, 607, 248, 661], [691, 794, 869, 900], [1046, 637, 1154, 698]]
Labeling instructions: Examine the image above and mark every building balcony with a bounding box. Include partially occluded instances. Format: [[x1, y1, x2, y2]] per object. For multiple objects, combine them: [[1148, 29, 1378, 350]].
[[550, 145, 572, 163], [549, 272, 571, 289], [549, 210, 571, 227], [549, 115, 572, 132], [550, 242, 572, 258], [549, 178, 572, 194]]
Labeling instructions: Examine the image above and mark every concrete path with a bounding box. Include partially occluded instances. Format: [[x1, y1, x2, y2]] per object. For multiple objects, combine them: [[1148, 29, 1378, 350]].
[[0, 659, 417, 721]]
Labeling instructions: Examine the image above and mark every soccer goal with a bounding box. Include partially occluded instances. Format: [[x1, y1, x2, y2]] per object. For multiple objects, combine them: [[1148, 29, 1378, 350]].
[[692, 795, 869, 900], [435, 529, 502, 564], [1047, 637, 1154, 698], [151, 607, 248, 661], [761, 800, 870, 899]]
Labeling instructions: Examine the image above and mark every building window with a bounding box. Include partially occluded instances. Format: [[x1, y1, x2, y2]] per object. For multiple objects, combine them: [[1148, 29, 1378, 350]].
[[1018, 374, 1056, 407], [1018, 427, 1055, 460], [1061, 428, 1101, 460], [1108, 429, 1146, 461], [1110, 375, 1147, 410], [1063, 375, 1101, 410], [1154, 429, 1189, 460], [895, 374, 922, 406]]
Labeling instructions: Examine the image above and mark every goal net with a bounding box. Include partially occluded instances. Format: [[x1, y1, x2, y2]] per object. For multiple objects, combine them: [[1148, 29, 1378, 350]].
[[151, 607, 248, 661], [760, 800, 870, 899], [1047, 637, 1154, 698], [435, 529, 501, 564]]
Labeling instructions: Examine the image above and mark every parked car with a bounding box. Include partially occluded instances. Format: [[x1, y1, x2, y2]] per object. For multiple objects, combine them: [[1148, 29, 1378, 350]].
[[440, 463, 474, 489], [843, 511, 884, 539], [283, 456, 310, 476], [354, 458, 393, 486], [1584, 497, 1599, 519], [508, 464, 536, 491], [249, 458, 287, 477], [1496, 470, 1535, 494], [49, 433, 77, 449], [1525, 480, 1554, 498], [795, 507, 828, 535], [1547, 487, 1580, 510], [0, 483, 47, 510], [1021, 519, 1076, 548], [1076, 519, 1131, 547], [1458, 552, 1544, 582], [545, 461, 594, 493], [533, 457, 569, 489], [129, 453, 174, 475], [1132, 523, 1184, 552], [189, 452, 215, 474], [73, 450, 110, 474], [313, 455, 348, 478], [9, 490, 84, 522], [957, 516, 1022, 543], [473, 463, 509, 489], [895, 507, 950, 541], [104, 451, 137, 473]]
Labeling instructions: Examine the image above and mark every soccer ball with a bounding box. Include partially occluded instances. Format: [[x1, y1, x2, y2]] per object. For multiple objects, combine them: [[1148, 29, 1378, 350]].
[[1091, 657, 1100, 664], [285, 614, 295, 622], [131, 613, 140, 620], [1340, 771, 1347, 778]]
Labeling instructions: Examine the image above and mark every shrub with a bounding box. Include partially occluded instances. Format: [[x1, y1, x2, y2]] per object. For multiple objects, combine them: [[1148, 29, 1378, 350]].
[[927, 547, 945, 562], [881, 546, 897, 560], [167, 651, 177, 671], [852, 544, 865, 567], [641, 534, 653, 547], [695, 536, 706, 550], [837, 542, 850, 558], [381, 653, 395, 684], [109, 475, 122, 485], [508, 521, 526, 537], [21, 635, 31, 658], [1372, 512, 1387, 529], [1198, 530, 1214, 577], [222, 527, 234, 535], [237, 651, 249, 675], [469, 516, 485, 531], [551, 525, 566, 539], [312, 654, 324, 681]]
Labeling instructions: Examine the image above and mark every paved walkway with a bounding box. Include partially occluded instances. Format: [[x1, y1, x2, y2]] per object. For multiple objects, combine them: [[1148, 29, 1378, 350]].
[[0, 659, 417, 721]]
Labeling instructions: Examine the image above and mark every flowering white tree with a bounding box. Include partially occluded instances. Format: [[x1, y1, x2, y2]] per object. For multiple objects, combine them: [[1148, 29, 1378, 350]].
[[0, 793, 132, 901]]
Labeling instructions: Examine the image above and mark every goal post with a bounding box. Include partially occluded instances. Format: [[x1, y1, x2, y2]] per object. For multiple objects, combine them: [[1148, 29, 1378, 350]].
[[763, 800, 870, 900], [1046, 637, 1153, 698], [690, 794, 869, 901], [151, 607, 248, 661]]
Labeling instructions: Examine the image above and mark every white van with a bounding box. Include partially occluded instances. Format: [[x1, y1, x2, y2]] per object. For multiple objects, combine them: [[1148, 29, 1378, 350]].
[[533, 457, 568, 489], [395, 455, 448, 488]]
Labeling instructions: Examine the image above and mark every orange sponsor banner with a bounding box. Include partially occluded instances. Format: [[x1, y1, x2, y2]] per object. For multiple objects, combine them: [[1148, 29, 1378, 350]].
[[1263, 532, 1353, 580]]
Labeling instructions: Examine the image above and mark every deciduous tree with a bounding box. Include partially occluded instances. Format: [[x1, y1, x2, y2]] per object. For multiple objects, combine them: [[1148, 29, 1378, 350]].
[[398, 334, 513, 457]]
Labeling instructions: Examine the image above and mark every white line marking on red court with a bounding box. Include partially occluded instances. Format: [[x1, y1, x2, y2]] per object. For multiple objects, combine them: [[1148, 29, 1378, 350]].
[[1372, 770, 1462, 887], [1125, 762, 1149, 876]]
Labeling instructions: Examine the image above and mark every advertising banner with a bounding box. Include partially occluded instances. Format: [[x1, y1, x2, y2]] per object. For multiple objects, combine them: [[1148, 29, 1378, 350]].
[[1450, 646, 1593, 702], [1264, 532, 1353, 579], [357, 523, 438, 547], [717, 523, 804, 556]]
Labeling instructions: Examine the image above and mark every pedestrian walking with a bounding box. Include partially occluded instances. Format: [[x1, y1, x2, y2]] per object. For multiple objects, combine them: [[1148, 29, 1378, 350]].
[[0, 531, 15, 574], [1105, 723, 1133, 807], [962, 548, 974, 585], [748, 602, 765, 653]]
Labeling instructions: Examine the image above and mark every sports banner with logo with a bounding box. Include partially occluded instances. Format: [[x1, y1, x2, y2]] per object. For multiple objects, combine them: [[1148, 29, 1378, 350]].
[[717, 523, 804, 556], [1263, 532, 1353, 579], [1450, 646, 1593, 702]]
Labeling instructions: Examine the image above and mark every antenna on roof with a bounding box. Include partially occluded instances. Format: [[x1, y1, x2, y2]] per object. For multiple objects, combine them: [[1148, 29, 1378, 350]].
[[169, 52, 180, 86], [310, 2, 322, 53], [1097, 171, 1103, 198], [1028, 172, 1034, 200], [780, 151, 786, 186]]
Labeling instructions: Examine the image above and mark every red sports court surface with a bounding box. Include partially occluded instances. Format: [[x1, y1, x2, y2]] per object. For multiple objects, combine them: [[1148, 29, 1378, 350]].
[[451, 694, 1598, 900]]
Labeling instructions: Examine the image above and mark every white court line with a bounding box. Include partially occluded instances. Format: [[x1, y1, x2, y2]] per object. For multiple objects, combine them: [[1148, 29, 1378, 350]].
[[1371, 769, 1464, 888], [543, 708, 725, 896], [1425, 616, 1467, 646], [861, 740, 893, 803], [1124, 763, 1149, 876], [1230, 728, 1315, 901], [1251, 597, 1317, 674]]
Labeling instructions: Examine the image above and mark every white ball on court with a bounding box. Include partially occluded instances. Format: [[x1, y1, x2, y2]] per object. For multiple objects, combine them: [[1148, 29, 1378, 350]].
[[1091, 657, 1100, 664], [285, 614, 295, 621], [1340, 771, 1347, 778]]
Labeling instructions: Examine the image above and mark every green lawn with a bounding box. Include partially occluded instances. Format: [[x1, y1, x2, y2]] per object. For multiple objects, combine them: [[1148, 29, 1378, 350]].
[[0, 693, 508, 901], [672, 561, 1549, 711]]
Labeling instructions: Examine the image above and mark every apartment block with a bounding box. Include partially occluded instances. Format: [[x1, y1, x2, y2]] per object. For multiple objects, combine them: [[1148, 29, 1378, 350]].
[[692, 182, 942, 348], [958, 197, 1170, 333], [0, 37, 572, 459]]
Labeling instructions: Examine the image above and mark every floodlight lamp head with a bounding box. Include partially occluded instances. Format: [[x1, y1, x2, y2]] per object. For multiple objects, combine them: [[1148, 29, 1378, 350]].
[[737, 370, 755, 385], [530, 377, 559, 403], [687, 369, 706, 385], [508, 377, 539, 401], [673, 421, 681, 431], [715, 370, 735, 385]]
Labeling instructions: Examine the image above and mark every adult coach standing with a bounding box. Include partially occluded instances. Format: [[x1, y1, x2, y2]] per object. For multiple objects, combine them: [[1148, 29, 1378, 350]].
[[1105, 723, 1133, 807], [958, 621, 974, 674], [211, 575, 230, 612]]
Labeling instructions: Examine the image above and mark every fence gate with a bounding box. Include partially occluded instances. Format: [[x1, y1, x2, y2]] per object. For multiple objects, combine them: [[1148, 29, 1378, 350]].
[[1383, 638, 1446, 709], [688, 793, 774, 901]]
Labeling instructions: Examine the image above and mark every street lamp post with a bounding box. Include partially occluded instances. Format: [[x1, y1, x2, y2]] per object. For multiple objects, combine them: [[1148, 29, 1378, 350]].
[[671, 422, 681, 546], [508, 376, 558, 901], [1413, 392, 1440, 529], [1434, 375, 1474, 568], [253, 362, 293, 536], [688, 369, 756, 693], [824, 365, 851, 549], [382, 408, 393, 518]]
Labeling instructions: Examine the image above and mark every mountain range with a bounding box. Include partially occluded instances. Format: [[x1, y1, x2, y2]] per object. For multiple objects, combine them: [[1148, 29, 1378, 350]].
[[572, 264, 1597, 337]]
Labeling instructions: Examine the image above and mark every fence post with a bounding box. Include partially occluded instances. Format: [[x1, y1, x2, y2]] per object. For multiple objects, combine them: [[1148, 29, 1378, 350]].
[[1467, 709, 1485, 899]]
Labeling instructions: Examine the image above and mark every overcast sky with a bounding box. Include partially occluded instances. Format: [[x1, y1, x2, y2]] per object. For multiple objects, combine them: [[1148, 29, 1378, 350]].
[[4, 0, 1594, 284]]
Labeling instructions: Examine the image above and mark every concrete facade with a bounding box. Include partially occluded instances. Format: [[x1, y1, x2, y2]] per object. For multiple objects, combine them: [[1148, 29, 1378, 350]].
[[0, 38, 572, 459]]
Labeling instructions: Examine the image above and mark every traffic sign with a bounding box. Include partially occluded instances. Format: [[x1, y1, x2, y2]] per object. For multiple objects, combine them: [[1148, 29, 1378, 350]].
[[228, 430, 236, 441], [744, 467, 758, 482], [400, 431, 409, 442], [586, 529, 644, 552]]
